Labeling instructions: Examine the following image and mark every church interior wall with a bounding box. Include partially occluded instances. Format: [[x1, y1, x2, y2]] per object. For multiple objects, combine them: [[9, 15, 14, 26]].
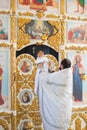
[[0, 0, 87, 129]]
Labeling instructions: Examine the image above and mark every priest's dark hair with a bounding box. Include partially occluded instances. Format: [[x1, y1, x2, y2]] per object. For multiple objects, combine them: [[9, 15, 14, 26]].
[[61, 58, 71, 69]]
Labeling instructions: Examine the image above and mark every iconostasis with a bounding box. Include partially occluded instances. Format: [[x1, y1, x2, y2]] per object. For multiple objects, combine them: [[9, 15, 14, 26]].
[[0, 0, 87, 130]]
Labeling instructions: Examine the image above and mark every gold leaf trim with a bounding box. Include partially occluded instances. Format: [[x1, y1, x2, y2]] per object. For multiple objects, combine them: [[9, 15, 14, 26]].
[[65, 46, 87, 51], [61, 20, 65, 45], [0, 44, 11, 47], [60, 0, 65, 15], [36, 11, 45, 19], [0, 11, 10, 14], [17, 18, 31, 49], [19, 12, 34, 16], [48, 20, 61, 51], [46, 14, 60, 18]]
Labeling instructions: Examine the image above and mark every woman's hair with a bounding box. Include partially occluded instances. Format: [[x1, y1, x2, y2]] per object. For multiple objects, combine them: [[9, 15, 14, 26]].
[[61, 58, 71, 69]]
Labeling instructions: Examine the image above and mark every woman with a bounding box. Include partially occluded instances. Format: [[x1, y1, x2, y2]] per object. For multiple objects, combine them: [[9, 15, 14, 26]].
[[72, 54, 85, 102]]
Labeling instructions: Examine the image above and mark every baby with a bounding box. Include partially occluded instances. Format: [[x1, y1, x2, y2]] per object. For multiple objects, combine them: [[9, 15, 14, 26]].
[[34, 50, 49, 95], [36, 50, 48, 73]]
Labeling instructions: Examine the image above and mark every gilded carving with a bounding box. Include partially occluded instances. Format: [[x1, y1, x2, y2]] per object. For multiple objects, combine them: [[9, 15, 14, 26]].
[[10, 16, 16, 43], [11, 115, 16, 130], [46, 14, 60, 18], [17, 18, 31, 49], [72, 107, 87, 112], [61, 20, 65, 45], [68, 107, 87, 130], [48, 20, 61, 51], [29, 112, 42, 126], [65, 46, 87, 51], [75, 118, 81, 130], [36, 11, 45, 19], [11, 47, 16, 110], [67, 16, 77, 20], [16, 97, 39, 112], [16, 54, 36, 81], [34, 127, 42, 130], [0, 112, 15, 130], [16, 82, 34, 95], [0, 119, 8, 130], [60, 0, 65, 15], [67, 16, 87, 21], [19, 12, 34, 17], [0, 11, 10, 14], [46, 54, 59, 71], [0, 44, 11, 47], [16, 115, 33, 129], [11, 0, 16, 10], [16, 112, 42, 129], [60, 50, 66, 60]]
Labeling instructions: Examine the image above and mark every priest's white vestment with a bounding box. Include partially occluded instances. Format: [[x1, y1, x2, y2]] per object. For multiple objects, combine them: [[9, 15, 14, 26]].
[[38, 68, 73, 130]]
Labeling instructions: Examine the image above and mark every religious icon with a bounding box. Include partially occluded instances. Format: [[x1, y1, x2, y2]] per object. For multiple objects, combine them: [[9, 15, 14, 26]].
[[25, 20, 54, 40], [66, 0, 87, 15], [19, 89, 32, 104], [72, 54, 85, 102], [0, 19, 8, 40], [19, 0, 30, 5], [18, 0, 60, 15], [0, 16, 10, 43], [67, 51, 87, 106], [19, 59, 32, 74], [67, 21, 87, 44], [20, 61, 30, 73], [0, 48, 10, 110]]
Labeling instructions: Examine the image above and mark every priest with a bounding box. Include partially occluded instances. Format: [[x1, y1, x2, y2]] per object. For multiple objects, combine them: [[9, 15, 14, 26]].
[[35, 58, 73, 130]]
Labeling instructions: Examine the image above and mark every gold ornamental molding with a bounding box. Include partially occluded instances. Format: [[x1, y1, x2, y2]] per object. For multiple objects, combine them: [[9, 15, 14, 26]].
[[68, 110, 87, 130], [0, 112, 13, 116], [0, 119, 8, 130], [46, 14, 60, 18], [48, 20, 61, 51], [61, 20, 65, 45], [36, 10, 45, 19], [0, 44, 11, 47], [11, 0, 16, 11], [17, 18, 61, 51], [18, 12, 34, 17], [68, 107, 87, 130], [16, 72, 36, 82], [79, 113, 87, 122], [17, 18, 31, 49], [0, 112, 15, 130], [11, 16, 16, 43], [60, 0, 65, 15], [0, 11, 10, 14], [72, 107, 87, 112], [16, 81, 34, 95], [16, 97, 39, 112], [16, 112, 42, 128], [60, 50, 66, 60], [10, 46, 16, 110], [67, 16, 87, 21], [65, 46, 87, 51]]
